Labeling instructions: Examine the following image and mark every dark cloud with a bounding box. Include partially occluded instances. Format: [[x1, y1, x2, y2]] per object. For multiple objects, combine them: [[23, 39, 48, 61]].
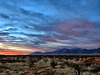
[[0, 32, 9, 36], [0, 13, 10, 19]]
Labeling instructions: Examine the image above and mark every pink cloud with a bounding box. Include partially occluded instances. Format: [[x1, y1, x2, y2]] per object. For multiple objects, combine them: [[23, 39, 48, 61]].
[[56, 20, 93, 31], [54, 20, 93, 38], [44, 38, 58, 42]]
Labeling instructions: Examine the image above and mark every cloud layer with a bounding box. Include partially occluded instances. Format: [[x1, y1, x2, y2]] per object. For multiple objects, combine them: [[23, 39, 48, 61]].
[[0, 0, 100, 54]]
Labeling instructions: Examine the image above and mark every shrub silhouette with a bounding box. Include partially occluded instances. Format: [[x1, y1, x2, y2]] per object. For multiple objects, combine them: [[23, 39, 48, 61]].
[[65, 60, 84, 75], [50, 59, 57, 68]]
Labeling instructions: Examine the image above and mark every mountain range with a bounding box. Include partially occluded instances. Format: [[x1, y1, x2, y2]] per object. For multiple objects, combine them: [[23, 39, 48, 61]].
[[29, 47, 100, 55]]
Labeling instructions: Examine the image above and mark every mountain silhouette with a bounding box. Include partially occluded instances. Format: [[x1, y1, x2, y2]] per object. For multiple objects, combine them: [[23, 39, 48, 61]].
[[29, 47, 100, 55]]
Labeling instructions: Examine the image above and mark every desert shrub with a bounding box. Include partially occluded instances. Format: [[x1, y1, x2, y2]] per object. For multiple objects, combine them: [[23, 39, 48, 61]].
[[65, 60, 84, 75], [50, 60, 57, 68], [89, 66, 100, 75], [34, 72, 38, 75], [28, 58, 36, 67], [47, 70, 55, 75], [42, 58, 48, 63], [61, 63, 66, 69], [75, 57, 80, 61], [0, 65, 9, 69]]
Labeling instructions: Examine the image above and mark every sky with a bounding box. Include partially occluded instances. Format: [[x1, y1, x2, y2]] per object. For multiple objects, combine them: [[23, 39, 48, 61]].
[[0, 0, 100, 55]]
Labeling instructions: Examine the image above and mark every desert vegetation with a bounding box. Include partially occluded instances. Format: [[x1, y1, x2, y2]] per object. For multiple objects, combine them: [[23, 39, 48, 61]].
[[0, 55, 100, 75]]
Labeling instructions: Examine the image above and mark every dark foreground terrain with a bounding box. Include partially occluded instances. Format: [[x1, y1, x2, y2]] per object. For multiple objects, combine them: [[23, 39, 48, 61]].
[[0, 55, 100, 75]]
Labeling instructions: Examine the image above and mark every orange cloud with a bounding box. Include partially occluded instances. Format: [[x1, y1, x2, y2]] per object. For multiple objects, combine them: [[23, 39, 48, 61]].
[[0, 43, 46, 55]]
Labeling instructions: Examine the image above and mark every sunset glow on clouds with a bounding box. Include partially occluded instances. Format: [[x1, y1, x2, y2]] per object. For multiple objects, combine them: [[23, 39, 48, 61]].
[[0, 43, 45, 55], [0, 0, 100, 55]]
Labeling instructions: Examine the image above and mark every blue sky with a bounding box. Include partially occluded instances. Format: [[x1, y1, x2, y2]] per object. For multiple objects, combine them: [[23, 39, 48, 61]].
[[0, 0, 100, 54]]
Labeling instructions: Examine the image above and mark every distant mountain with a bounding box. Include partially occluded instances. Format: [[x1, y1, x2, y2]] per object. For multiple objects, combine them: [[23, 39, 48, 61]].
[[29, 47, 100, 55], [29, 52, 43, 55]]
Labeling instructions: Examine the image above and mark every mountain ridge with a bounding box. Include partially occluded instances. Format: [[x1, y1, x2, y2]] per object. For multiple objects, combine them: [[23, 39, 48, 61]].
[[29, 47, 100, 55]]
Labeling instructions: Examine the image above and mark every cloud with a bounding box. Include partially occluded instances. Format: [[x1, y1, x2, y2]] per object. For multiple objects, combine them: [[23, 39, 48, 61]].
[[0, 32, 9, 36], [0, 0, 100, 54]]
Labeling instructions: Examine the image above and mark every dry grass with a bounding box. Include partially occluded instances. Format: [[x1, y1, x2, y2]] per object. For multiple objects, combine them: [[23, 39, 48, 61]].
[[0, 55, 99, 75]]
